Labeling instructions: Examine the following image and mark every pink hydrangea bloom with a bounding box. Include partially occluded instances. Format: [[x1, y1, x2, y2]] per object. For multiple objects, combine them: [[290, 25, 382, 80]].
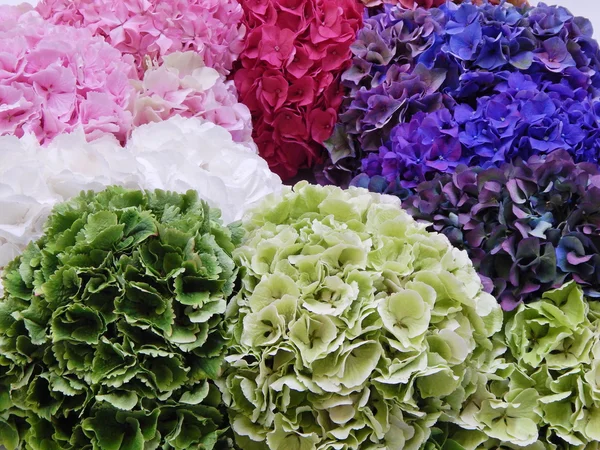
[[131, 52, 253, 147], [0, 5, 137, 145], [36, 0, 246, 77]]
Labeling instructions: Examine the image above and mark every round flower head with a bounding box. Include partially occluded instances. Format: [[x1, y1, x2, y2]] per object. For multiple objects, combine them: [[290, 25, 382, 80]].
[[220, 182, 502, 450], [234, 0, 364, 180], [0, 5, 137, 145], [457, 282, 600, 447], [404, 150, 600, 310], [324, 1, 600, 187], [0, 187, 241, 449], [35, 0, 246, 77]]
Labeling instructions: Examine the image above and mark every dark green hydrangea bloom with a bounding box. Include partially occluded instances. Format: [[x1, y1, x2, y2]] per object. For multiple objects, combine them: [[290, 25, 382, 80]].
[[0, 186, 242, 450]]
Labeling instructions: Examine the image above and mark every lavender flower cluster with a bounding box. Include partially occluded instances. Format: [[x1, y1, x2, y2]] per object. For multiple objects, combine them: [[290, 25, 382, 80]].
[[404, 150, 600, 310], [322, 1, 600, 188]]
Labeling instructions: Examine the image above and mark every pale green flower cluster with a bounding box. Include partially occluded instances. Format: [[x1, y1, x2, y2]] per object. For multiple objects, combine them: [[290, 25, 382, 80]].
[[458, 282, 600, 449], [220, 182, 502, 450]]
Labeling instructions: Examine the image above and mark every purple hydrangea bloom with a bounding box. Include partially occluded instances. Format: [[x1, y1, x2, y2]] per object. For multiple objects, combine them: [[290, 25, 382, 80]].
[[403, 151, 600, 310], [323, 1, 600, 186], [356, 70, 600, 187]]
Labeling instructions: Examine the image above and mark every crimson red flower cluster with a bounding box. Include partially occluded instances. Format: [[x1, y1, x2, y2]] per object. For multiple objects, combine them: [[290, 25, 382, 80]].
[[234, 0, 363, 180]]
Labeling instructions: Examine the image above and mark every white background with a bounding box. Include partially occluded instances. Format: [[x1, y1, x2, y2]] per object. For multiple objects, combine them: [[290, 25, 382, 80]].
[[529, 0, 600, 38], [5, 0, 598, 37]]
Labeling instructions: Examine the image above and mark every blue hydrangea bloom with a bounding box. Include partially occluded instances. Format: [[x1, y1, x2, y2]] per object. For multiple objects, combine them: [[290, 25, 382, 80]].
[[322, 1, 600, 188]]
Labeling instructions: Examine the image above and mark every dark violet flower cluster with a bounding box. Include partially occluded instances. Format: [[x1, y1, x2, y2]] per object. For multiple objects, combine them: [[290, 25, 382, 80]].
[[403, 151, 600, 310], [322, 1, 600, 187]]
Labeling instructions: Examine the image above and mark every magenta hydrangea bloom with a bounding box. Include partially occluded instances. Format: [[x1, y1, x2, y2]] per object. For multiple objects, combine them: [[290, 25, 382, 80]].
[[0, 5, 137, 145], [36, 0, 246, 77]]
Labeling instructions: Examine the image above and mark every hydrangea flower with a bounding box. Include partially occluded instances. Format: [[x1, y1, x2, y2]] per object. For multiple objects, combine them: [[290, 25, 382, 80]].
[[457, 282, 600, 447], [220, 182, 502, 450], [324, 1, 600, 187], [0, 116, 282, 296], [361, 0, 527, 7], [354, 74, 600, 189], [0, 187, 241, 449], [0, 5, 137, 145], [36, 0, 246, 77], [403, 151, 600, 310], [234, 0, 364, 180], [0, 6, 253, 148], [132, 51, 254, 147]]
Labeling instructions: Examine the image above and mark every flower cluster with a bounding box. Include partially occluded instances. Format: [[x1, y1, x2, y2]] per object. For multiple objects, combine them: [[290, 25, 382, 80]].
[[403, 151, 600, 310], [0, 116, 282, 290], [36, 0, 246, 77], [220, 182, 502, 450], [0, 5, 137, 145], [324, 1, 600, 187], [356, 71, 600, 190], [0, 6, 254, 148], [234, 0, 364, 180], [360, 0, 527, 7], [126, 117, 281, 219], [360, 0, 443, 8], [132, 52, 253, 147], [0, 187, 241, 449], [458, 282, 600, 447]]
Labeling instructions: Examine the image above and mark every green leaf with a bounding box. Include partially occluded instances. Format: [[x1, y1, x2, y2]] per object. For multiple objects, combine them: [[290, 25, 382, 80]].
[[140, 356, 188, 393], [119, 209, 158, 248], [117, 282, 174, 334], [96, 391, 138, 411], [51, 303, 105, 344], [0, 417, 20, 450], [41, 267, 81, 309], [84, 211, 125, 250], [179, 381, 210, 405], [21, 295, 51, 345], [82, 406, 156, 450]]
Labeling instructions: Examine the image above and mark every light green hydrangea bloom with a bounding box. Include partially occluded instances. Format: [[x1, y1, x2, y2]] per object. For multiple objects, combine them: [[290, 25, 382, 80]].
[[423, 423, 554, 450], [220, 182, 502, 450], [457, 281, 600, 449]]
